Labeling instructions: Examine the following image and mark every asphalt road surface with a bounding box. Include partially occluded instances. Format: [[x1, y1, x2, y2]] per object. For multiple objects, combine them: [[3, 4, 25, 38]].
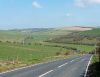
[[0, 55, 91, 77]]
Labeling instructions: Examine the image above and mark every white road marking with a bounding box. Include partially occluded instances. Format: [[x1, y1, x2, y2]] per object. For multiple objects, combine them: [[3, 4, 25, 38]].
[[70, 57, 82, 63], [84, 55, 93, 77], [70, 60, 75, 62], [76, 57, 82, 60], [39, 57, 82, 77], [57, 57, 82, 68], [0, 56, 83, 76], [57, 62, 68, 68], [39, 70, 53, 77]]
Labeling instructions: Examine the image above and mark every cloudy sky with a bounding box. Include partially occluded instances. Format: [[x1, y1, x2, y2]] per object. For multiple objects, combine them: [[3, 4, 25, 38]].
[[0, 0, 100, 29]]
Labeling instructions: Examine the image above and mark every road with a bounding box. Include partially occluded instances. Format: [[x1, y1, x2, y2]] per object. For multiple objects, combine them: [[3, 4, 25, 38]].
[[0, 55, 91, 77]]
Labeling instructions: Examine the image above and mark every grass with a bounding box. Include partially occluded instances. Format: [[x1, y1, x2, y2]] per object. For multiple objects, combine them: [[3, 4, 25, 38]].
[[0, 30, 26, 42], [0, 42, 68, 62], [0, 29, 71, 42], [0, 28, 99, 72], [43, 42, 95, 52], [0, 42, 72, 72], [92, 55, 99, 63], [80, 28, 100, 36], [65, 44, 95, 52], [48, 28, 100, 45]]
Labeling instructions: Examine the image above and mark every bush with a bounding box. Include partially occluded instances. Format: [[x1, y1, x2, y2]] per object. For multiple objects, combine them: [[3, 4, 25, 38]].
[[56, 52, 61, 56], [64, 52, 69, 56], [0, 40, 2, 43], [6, 41, 11, 43], [28, 43, 31, 45], [13, 41, 17, 44]]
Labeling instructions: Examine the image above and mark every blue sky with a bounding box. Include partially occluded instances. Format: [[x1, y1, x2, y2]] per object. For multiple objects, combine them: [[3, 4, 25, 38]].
[[0, 0, 100, 29]]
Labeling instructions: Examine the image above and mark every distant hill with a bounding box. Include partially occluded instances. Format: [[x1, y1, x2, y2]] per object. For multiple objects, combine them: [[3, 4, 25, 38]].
[[0, 28, 71, 43], [0, 27, 98, 44], [58, 26, 93, 31], [48, 28, 100, 45], [10, 28, 54, 33]]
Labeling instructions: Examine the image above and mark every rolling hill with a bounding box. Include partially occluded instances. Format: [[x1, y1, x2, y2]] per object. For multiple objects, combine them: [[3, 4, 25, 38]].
[[48, 28, 100, 45]]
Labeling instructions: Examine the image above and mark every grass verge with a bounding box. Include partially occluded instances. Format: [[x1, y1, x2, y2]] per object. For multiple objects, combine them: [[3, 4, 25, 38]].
[[0, 54, 80, 73]]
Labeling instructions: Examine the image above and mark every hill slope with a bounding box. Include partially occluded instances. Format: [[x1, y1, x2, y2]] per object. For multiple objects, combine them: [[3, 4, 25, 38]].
[[48, 28, 100, 45]]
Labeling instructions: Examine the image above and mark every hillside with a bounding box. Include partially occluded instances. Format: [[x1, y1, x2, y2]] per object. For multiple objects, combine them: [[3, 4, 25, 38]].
[[48, 28, 100, 45], [0, 28, 72, 43], [0, 27, 97, 72]]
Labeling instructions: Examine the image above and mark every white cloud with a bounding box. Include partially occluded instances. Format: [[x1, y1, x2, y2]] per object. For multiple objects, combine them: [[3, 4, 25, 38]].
[[32, 1, 42, 8], [66, 13, 72, 17], [75, 0, 86, 8], [89, 0, 100, 4], [75, 0, 100, 8]]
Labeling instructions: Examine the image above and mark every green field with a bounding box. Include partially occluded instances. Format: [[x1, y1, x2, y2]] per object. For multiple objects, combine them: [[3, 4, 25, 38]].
[[0, 42, 70, 72], [0, 29, 71, 42], [79, 28, 100, 36], [0, 29, 73, 72], [0, 29, 72, 61], [42, 42, 95, 52], [0, 28, 99, 72], [0, 42, 67, 63]]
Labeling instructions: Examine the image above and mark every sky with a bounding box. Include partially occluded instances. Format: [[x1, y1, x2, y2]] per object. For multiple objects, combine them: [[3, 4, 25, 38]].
[[0, 0, 100, 29]]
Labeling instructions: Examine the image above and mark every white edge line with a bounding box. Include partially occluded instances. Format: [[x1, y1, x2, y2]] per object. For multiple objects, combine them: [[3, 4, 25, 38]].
[[84, 55, 93, 77], [39, 70, 53, 77]]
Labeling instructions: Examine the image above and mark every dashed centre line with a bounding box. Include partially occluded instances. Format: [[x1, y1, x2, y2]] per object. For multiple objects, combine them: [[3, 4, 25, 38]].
[[38, 57, 83, 77], [57, 63, 68, 68], [70, 60, 75, 62], [39, 70, 54, 77]]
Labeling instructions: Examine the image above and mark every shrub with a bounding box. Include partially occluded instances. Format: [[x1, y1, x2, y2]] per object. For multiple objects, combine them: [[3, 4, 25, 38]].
[[56, 52, 61, 56], [6, 41, 11, 43], [0, 40, 2, 43], [64, 52, 69, 56]]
